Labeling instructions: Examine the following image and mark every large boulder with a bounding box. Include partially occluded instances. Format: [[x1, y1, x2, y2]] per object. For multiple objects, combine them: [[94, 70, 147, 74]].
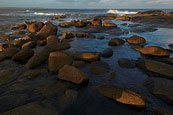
[[48, 52, 73, 72], [89, 61, 110, 75], [73, 52, 101, 62], [57, 65, 89, 84], [37, 22, 57, 39], [137, 46, 170, 58], [12, 47, 34, 63], [108, 38, 125, 46], [37, 40, 47, 46], [126, 35, 146, 45], [98, 85, 147, 108], [26, 22, 44, 33], [25, 46, 52, 69], [137, 59, 173, 79], [103, 23, 117, 27], [118, 58, 136, 68], [0, 47, 19, 59], [144, 77, 173, 104], [46, 35, 59, 45]]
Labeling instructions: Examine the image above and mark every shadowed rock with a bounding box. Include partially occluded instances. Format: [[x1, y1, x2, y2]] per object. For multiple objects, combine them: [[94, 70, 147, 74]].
[[118, 58, 136, 68], [108, 38, 125, 46], [101, 48, 113, 58], [22, 41, 37, 49], [0, 47, 19, 59]]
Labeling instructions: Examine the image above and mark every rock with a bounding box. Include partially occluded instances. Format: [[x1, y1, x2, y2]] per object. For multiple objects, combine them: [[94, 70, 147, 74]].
[[87, 33, 96, 38], [89, 61, 110, 75], [23, 33, 38, 41], [37, 40, 47, 46], [136, 10, 165, 16], [153, 107, 171, 115], [98, 85, 147, 108], [22, 69, 47, 79], [25, 46, 52, 69], [97, 36, 104, 39], [101, 48, 113, 58], [12, 47, 34, 62], [72, 61, 86, 68], [57, 65, 89, 84], [11, 26, 19, 30], [0, 47, 19, 59], [47, 42, 71, 51], [48, 52, 73, 72], [144, 77, 173, 104], [75, 21, 87, 28], [62, 32, 75, 39], [116, 15, 132, 21], [103, 23, 117, 27], [26, 22, 44, 33], [0, 68, 16, 85], [157, 58, 173, 65], [0, 35, 9, 40], [108, 38, 125, 46], [46, 35, 59, 45], [59, 22, 73, 28], [118, 58, 136, 68], [13, 31, 26, 35], [22, 41, 37, 49], [168, 43, 173, 49], [138, 46, 170, 58], [76, 32, 86, 38], [56, 19, 64, 22], [137, 59, 173, 79], [14, 39, 29, 47], [92, 18, 102, 26], [16, 24, 27, 29], [37, 21, 57, 39], [126, 35, 146, 45], [3, 102, 57, 115], [0, 44, 14, 52], [73, 52, 101, 62]]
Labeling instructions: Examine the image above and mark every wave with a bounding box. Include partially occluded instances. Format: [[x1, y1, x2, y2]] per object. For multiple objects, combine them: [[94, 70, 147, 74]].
[[32, 12, 58, 16], [107, 10, 137, 16], [25, 10, 30, 12]]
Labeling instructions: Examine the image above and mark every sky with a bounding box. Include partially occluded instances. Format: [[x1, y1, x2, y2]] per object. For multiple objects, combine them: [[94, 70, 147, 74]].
[[0, 0, 173, 9]]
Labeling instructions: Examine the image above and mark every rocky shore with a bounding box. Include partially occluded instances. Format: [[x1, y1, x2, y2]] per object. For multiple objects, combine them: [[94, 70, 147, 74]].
[[0, 10, 173, 115]]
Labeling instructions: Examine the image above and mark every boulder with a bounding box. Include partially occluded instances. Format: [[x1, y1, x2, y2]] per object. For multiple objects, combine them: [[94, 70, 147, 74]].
[[48, 52, 73, 72], [22, 41, 37, 48], [72, 61, 86, 68], [101, 48, 113, 58], [47, 42, 71, 51], [137, 59, 173, 79], [76, 32, 86, 38], [87, 33, 96, 38], [92, 18, 102, 26], [62, 32, 75, 39], [118, 58, 136, 68], [25, 46, 52, 69], [14, 39, 29, 47], [103, 23, 117, 27], [46, 35, 59, 45], [12, 48, 34, 62], [73, 52, 101, 62], [108, 38, 125, 46], [137, 46, 170, 58], [26, 22, 44, 33], [59, 22, 73, 28], [0, 44, 14, 52], [37, 22, 57, 39], [126, 35, 146, 45], [89, 61, 110, 75], [144, 77, 173, 104], [23, 33, 38, 41], [57, 65, 89, 84], [97, 36, 104, 39], [0, 47, 19, 59], [98, 85, 147, 108], [37, 40, 47, 46]]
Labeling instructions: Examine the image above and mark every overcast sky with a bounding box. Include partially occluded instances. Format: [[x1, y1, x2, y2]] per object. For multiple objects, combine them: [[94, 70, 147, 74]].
[[0, 0, 173, 9]]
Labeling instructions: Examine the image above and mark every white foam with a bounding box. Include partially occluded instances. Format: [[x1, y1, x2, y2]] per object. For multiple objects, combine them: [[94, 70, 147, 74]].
[[25, 10, 30, 12], [32, 12, 58, 16], [107, 10, 137, 16]]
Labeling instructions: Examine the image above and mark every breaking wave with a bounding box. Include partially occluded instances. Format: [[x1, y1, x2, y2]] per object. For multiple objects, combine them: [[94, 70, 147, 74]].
[[32, 12, 58, 16], [107, 10, 137, 16]]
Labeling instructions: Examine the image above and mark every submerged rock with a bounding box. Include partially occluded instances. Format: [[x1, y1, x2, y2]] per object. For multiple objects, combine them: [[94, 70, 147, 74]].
[[57, 65, 89, 84], [76, 32, 87, 38], [87, 33, 96, 38], [89, 61, 110, 75], [48, 52, 73, 72], [98, 85, 147, 108], [126, 35, 146, 45], [118, 58, 136, 68], [101, 48, 113, 58], [72, 61, 86, 68], [97, 36, 104, 40], [144, 77, 173, 104], [108, 38, 125, 46]]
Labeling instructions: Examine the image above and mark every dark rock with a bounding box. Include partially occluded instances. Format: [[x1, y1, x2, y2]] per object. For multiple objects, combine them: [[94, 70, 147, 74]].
[[116, 15, 132, 21], [46, 35, 59, 45], [37, 40, 47, 46], [22, 41, 37, 49], [16, 24, 27, 29], [47, 42, 71, 51], [76, 32, 86, 38], [108, 38, 125, 46], [21, 69, 47, 79], [118, 58, 136, 68], [62, 32, 75, 39], [92, 18, 102, 26], [57, 65, 89, 84], [126, 35, 146, 45], [89, 61, 110, 75], [48, 52, 73, 72], [101, 48, 113, 58], [75, 21, 87, 28], [97, 36, 104, 39], [14, 39, 29, 47], [0, 47, 19, 59], [87, 33, 96, 38], [13, 31, 26, 35], [0, 44, 14, 52], [168, 43, 173, 49], [72, 61, 86, 68], [23, 33, 38, 41], [98, 85, 147, 108]]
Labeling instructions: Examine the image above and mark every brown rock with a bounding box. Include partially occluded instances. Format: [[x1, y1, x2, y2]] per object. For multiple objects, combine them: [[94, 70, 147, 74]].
[[0, 47, 19, 59], [23, 33, 38, 41], [98, 85, 147, 108], [13, 31, 26, 35], [92, 18, 102, 26], [14, 39, 29, 47], [0, 44, 14, 52], [126, 35, 146, 45], [48, 52, 73, 72], [87, 33, 96, 38], [62, 32, 75, 39], [37, 40, 47, 46], [76, 32, 86, 38], [118, 58, 136, 68], [46, 35, 59, 45], [59, 22, 73, 28], [57, 65, 89, 84], [47, 42, 71, 51], [108, 38, 125, 46], [22, 41, 37, 49], [116, 15, 132, 21], [12, 48, 34, 62], [103, 23, 117, 27], [16, 24, 27, 29], [89, 61, 110, 75], [97, 36, 104, 39], [73, 52, 101, 62], [37, 22, 57, 39], [75, 21, 87, 28], [25, 46, 52, 69], [26, 22, 44, 33], [101, 48, 113, 58]]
